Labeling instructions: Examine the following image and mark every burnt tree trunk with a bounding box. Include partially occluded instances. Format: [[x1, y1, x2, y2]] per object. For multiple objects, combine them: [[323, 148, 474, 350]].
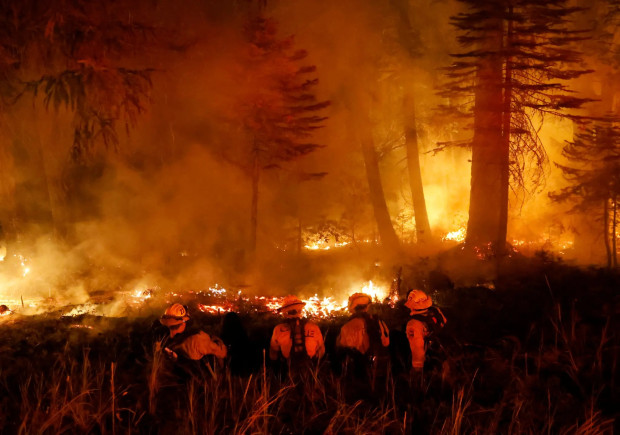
[[403, 94, 432, 243], [360, 131, 400, 252], [466, 19, 505, 248]]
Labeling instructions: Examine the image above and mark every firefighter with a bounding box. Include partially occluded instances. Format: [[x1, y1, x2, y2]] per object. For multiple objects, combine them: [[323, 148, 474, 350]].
[[404, 290, 446, 372], [336, 292, 389, 357], [158, 303, 227, 363], [335, 293, 390, 392], [269, 296, 325, 365]]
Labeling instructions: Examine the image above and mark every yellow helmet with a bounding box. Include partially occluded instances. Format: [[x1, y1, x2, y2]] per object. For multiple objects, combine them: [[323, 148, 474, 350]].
[[160, 303, 190, 327], [405, 289, 432, 311], [348, 293, 372, 313], [277, 295, 306, 318]]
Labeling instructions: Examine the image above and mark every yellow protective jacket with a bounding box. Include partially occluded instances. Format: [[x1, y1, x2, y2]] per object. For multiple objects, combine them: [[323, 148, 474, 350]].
[[406, 307, 446, 369], [336, 314, 389, 354], [269, 319, 325, 360], [171, 331, 228, 360]]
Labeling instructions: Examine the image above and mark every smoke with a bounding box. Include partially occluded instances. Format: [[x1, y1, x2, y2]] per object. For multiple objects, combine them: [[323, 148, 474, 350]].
[[0, 0, 612, 313]]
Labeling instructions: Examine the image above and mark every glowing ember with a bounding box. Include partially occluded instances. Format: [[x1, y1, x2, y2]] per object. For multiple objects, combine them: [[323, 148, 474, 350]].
[[69, 324, 94, 329]]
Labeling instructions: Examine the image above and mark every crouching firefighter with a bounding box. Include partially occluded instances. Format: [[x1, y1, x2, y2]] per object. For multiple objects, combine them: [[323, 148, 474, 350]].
[[158, 303, 227, 379], [336, 293, 390, 388], [269, 296, 325, 376], [404, 290, 446, 375]]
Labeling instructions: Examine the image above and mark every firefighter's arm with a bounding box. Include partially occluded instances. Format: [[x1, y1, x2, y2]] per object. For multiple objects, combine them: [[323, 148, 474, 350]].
[[180, 331, 227, 360], [306, 323, 325, 358], [436, 307, 447, 325], [206, 334, 228, 359], [406, 319, 426, 369], [379, 320, 390, 347], [269, 326, 281, 361]]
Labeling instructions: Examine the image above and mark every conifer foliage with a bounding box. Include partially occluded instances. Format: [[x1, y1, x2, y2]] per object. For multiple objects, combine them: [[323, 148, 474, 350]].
[[0, 0, 154, 160], [239, 16, 329, 251], [440, 0, 593, 251], [551, 117, 620, 267]]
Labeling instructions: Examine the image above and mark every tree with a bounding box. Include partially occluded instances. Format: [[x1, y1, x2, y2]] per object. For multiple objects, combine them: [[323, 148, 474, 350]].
[[0, 0, 154, 240], [357, 109, 401, 252], [549, 0, 620, 267], [551, 118, 620, 267], [238, 16, 329, 252], [440, 0, 593, 254], [391, 0, 433, 244]]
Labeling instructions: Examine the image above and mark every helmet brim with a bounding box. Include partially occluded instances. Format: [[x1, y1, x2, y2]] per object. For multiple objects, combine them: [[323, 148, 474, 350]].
[[277, 302, 306, 313], [348, 295, 372, 313], [405, 298, 432, 311], [160, 314, 190, 327]]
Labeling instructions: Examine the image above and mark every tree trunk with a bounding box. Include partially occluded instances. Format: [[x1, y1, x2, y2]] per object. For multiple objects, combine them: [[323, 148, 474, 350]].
[[466, 18, 505, 248], [497, 8, 513, 256], [297, 217, 302, 254], [603, 197, 612, 268], [250, 146, 260, 253], [360, 129, 400, 252], [403, 94, 432, 244], [0, 135, 17, 252], [612, 195, 617, 268]]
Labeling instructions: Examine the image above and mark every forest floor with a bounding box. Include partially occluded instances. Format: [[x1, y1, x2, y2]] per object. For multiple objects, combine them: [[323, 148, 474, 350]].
[[0, 251, 618, 434]]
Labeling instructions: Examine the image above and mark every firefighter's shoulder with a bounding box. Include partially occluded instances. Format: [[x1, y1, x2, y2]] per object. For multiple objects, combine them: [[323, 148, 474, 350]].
[[304, 321, 322, 337], [275, 322, 291, 333]]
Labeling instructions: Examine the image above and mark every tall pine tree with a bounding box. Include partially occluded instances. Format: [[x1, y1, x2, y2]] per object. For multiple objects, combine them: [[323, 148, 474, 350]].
[[440, 0, 592, 254], [551, 118, 620, 267], [238, 16, 329, 252]]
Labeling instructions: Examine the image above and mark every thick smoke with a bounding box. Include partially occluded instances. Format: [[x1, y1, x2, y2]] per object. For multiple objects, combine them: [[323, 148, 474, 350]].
[[0, 0, 610, 311]]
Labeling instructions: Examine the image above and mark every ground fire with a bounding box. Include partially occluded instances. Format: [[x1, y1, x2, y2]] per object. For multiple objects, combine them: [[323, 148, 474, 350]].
[[0, 0, 618, 433]]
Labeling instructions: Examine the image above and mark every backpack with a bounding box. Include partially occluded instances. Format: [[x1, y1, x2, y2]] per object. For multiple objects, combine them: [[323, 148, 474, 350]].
[[287, 318, 309, 360], [346, 312, 388, 357], [410, 306, 446, 337]]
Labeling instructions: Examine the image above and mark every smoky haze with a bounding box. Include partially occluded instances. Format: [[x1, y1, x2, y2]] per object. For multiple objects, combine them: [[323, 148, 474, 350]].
[[0, 0, 608, 308]]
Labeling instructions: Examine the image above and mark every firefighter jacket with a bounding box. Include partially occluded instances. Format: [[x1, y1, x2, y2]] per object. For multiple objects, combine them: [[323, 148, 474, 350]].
[[269, 318, 325, 360], [336, 313, 389, 355], [168, 330, 228, 361], [406, 307, 446, 369]]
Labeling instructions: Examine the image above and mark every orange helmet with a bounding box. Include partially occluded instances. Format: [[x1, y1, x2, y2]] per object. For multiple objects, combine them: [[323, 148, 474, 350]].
[[348, 293, 372, 313], [405, 290, 432, 311], [160, 303, 190, 327], [277, 296, 306, 318]]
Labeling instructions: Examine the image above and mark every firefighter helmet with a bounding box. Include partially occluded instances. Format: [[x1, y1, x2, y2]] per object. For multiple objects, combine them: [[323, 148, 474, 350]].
[[405, 289, 432, 311], [160, 303, 190, 327], [348, 292, 372, 313], [278, 295, 306, 317]]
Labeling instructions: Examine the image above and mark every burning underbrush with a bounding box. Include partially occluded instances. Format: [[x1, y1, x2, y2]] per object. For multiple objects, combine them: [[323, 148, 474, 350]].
[[0, 259, 617, 434]]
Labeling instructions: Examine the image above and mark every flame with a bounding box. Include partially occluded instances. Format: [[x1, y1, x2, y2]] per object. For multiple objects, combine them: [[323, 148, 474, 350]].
[[196, 280, 391, 318], [304, 240, 351, 251], [0, 277, 397, 320], [442, 227, 466, 243]]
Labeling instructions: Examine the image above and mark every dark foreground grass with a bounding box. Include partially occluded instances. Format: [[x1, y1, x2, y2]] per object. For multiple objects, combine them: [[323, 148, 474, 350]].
[[0, 262, 618, 434]]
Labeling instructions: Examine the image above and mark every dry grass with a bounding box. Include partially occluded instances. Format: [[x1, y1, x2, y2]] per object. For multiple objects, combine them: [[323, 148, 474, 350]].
[[1, 265, 617, 434]]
